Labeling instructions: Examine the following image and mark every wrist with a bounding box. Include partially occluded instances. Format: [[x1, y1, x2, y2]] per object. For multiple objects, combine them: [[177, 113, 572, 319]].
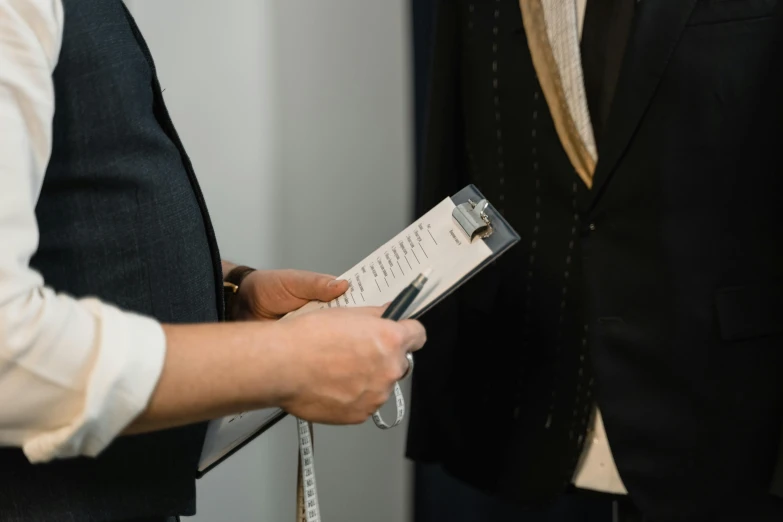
[[241, 320, 300, 409], [240, 320, 294, 408], [221, 260, 238, 279]]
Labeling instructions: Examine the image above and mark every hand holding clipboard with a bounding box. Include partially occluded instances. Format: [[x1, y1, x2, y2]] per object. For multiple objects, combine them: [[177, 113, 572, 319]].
[[197, 184, 520, 522]]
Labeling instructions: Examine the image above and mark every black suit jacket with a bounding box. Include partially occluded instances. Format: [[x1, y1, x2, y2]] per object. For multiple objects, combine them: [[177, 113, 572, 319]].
[[407, 1, 783, 521]]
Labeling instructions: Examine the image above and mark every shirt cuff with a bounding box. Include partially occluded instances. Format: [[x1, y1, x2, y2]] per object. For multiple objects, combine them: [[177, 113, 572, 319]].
[[22, 301, 166, 463]]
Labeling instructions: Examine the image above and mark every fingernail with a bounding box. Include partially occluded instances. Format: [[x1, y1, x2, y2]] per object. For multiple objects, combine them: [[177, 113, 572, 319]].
[[327, 279, 341, 288]]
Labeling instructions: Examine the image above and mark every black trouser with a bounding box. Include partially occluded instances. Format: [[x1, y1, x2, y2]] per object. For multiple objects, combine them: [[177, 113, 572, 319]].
[[569, 486, 646, 522], [414, 463, 614, 521], [612, 497, 646, 522]]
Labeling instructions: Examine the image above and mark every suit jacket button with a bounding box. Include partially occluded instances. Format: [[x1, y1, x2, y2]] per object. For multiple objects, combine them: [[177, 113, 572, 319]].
[[588, 223, 596, 231]]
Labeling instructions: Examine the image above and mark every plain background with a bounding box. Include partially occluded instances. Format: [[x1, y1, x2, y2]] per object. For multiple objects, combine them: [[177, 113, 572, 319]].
[[125, 1, 416, 521]]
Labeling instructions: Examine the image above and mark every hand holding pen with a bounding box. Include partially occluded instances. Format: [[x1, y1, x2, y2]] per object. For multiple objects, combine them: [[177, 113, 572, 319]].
[[381, 268, 431, 379]]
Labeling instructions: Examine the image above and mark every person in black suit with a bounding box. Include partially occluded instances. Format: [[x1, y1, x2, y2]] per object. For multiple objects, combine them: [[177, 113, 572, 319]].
[[406, 1, 783, 521]]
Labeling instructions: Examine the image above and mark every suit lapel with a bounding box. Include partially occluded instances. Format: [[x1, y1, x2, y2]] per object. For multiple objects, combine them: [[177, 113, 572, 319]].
[[585, 0, 698, 208]]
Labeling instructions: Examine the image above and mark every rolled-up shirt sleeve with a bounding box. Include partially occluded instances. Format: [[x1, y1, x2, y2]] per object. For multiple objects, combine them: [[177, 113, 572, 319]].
[[0, 0, 167, 463]]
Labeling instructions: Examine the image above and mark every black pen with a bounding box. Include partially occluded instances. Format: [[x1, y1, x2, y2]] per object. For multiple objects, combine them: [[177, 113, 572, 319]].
[[383, 268, 430, 380], [382, 268, 431, 320]]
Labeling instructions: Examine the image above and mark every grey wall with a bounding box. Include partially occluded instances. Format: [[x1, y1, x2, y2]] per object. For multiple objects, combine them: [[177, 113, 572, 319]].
[[125, 1, 414, 521]]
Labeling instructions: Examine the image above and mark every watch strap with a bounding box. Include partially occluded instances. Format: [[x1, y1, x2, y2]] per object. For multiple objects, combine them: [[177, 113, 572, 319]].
[[223, 265, 255, 320]]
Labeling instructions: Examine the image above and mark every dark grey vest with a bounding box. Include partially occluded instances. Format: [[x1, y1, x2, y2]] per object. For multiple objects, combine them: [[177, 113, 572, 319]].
[[0, 1, 224, 520]]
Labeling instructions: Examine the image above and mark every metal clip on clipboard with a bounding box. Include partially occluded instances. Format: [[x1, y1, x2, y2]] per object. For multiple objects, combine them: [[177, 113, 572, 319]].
[[452, 198, 494, 241]]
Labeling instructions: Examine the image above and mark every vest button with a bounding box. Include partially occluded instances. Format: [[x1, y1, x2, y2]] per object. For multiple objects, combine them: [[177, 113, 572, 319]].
[[579, 222, 594, 238]]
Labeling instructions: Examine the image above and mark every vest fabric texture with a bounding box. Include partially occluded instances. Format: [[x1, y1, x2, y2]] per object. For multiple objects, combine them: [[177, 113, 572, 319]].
[[0, 1, 224, 520]]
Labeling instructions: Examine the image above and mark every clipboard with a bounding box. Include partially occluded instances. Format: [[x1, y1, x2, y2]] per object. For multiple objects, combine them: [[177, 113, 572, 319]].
[[404, 183, 519, 320], [196, 184, 519, 478]]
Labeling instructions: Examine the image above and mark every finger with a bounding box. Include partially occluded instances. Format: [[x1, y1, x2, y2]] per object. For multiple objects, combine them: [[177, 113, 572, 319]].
[[391, 351, 414, 381], [395, 319, 427, 352], [401, 351, 414, 379]]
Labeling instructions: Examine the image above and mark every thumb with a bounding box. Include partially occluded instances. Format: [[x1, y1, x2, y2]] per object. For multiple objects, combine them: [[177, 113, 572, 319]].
[[286, 271, 349, 302], [321, 276, 350, 300]]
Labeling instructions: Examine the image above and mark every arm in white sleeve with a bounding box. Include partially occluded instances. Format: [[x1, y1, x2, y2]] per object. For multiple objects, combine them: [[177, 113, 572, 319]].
[[0, 0, 167, 463]]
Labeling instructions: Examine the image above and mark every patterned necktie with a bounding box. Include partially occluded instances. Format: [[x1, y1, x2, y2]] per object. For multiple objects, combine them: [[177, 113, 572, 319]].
[[519, 0, 598, 187]]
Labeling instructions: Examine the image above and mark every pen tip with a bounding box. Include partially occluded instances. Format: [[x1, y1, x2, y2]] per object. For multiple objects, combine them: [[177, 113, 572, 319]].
[[422, 268, 432, 280]]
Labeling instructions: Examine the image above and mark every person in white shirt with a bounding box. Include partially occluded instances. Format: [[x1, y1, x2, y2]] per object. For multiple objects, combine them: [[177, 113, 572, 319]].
[[0, 1, 426, 520]]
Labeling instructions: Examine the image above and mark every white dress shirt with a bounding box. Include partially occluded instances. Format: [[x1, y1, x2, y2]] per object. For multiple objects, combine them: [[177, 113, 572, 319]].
[[0, 0, 165, 463], [2, 0, 625, 496]]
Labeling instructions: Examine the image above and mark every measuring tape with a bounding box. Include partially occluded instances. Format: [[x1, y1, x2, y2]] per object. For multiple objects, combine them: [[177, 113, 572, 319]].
[[296, 419, 320, 522], [295, 359, 412, 522]]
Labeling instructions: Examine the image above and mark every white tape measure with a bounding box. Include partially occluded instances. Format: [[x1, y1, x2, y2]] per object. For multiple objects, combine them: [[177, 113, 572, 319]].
[[295, 354, 414, 522], [296, 418, 320, 522]]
